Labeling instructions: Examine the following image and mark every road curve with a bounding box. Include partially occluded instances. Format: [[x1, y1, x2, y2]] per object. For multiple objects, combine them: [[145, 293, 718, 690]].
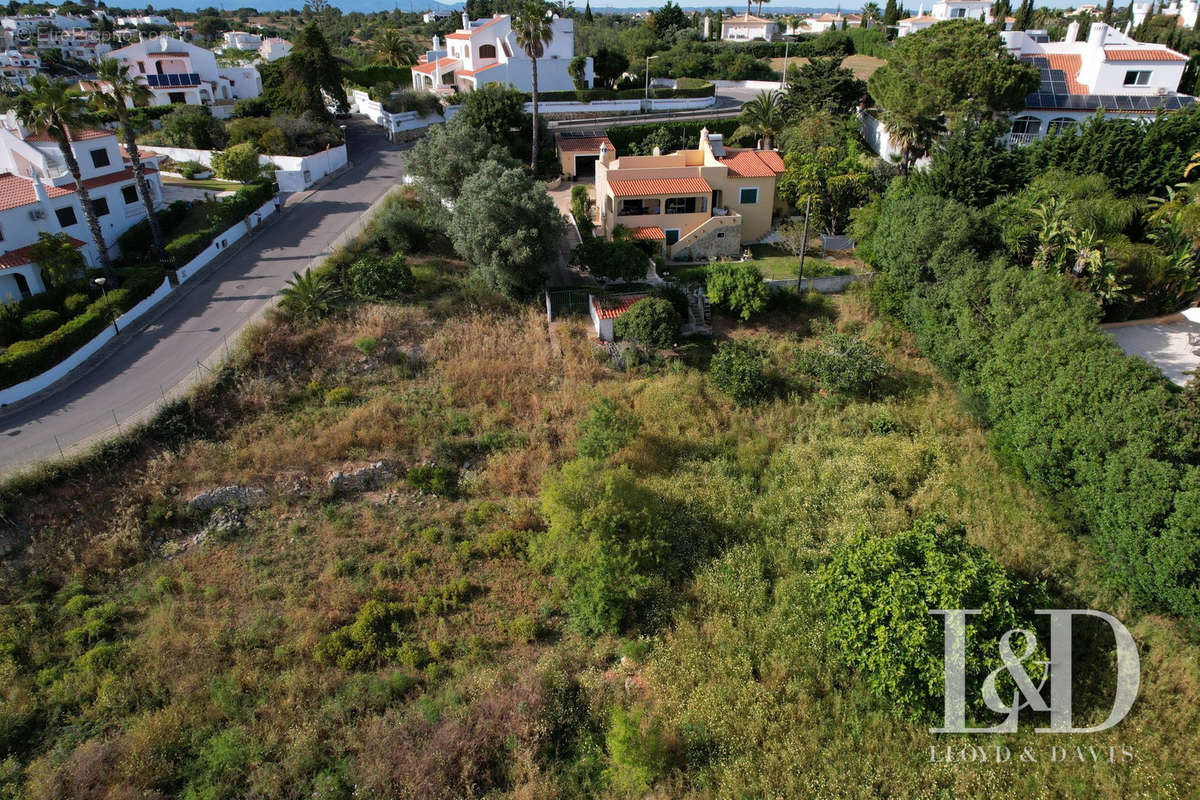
[[0, 116, 408, 474]]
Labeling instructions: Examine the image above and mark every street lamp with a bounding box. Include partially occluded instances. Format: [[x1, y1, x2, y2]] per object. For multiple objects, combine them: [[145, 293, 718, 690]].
[[644, 54, 659, 100], [780, 35, 794, 90], [94, 276, 118, 334]]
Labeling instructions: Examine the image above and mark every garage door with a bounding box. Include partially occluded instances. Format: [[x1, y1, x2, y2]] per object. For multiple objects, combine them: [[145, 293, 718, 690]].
[[574, 154, 600, 177]]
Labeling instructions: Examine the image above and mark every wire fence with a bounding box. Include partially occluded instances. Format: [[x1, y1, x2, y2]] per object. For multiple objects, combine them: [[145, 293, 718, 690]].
[[0, 182, 405, 477]]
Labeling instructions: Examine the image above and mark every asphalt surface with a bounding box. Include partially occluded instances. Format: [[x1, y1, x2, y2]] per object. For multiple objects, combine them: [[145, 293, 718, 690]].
[[0, 116, 408, 474]]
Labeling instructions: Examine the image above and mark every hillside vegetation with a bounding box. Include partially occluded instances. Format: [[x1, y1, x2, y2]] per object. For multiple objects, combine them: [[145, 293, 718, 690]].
[[0, 188, 1198, 799]]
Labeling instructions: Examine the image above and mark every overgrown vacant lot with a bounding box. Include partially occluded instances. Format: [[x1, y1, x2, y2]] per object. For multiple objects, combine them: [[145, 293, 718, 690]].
[[1, 258, 1198, 799]]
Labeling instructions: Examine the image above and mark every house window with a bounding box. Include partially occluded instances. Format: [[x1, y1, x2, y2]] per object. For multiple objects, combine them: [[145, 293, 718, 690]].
[[618, 198, 661, 216], [90, 147, 110, 168], [716, 231, 725, 239], [1011, 116, 1041, 136], [1047, 117, 1077, 135], [137, 60, 145, 73], [1124, 70, 1151, 86], [122, 185, 139, 204], [92, 197, 109, 217], [479, 43, 496, 58], [665, 196, 697, 214], [738, 187, 759, 204], [55, 206, 76, 227], [501, 39, 512, 57], [950, 7, 967, 16]]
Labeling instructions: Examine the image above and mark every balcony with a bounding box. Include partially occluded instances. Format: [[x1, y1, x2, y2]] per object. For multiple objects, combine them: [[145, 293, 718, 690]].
[[1004, 132, 1040, 147]]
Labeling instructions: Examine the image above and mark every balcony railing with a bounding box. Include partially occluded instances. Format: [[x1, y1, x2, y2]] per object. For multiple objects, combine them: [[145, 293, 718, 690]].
[[1004, 132, 1039, 147]]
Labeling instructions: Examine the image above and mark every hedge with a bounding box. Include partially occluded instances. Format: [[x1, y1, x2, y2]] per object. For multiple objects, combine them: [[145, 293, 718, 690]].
[[858, 181, 1200, 621], [0, 267, 167, 390], [344, 64, 412, 90]]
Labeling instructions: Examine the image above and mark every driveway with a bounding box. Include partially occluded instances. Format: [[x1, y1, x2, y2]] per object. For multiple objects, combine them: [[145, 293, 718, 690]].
[[1104, 308, 1200, 386], [0, 115, 409, 474]]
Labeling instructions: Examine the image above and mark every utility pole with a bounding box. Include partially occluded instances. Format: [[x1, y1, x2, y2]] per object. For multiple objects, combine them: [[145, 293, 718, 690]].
[[797, 194, 812, 286]]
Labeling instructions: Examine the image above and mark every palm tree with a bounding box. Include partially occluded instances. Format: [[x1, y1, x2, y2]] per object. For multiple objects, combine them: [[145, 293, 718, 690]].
[[862, 1, 881, 25], [278, 269, 342, 321], [374, 29, 418, 67], [733, 90, 784, 150], [757, 0, 771, 15], [94, 58, 166, 263], [879, 108, 943, 175], [514, 0, 554, 171], [7, 75, 115, 282]]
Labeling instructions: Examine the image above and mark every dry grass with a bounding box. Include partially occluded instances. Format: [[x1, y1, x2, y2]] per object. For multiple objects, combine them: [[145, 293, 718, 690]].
[[770, 53, 887, 80]]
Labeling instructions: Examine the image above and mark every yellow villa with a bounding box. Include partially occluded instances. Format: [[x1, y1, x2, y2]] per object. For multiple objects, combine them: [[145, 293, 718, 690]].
[[594, 128, 786, 262]]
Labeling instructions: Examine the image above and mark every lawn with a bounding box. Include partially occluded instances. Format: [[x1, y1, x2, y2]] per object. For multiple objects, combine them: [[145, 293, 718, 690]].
[[770, 53, 887, 80], [161, 175, 243, 193], [664, 243, 863, 283]]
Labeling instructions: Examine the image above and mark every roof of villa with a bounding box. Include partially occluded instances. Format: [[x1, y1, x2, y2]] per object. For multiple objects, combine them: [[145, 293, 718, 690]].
[[556, 134, 615, 153], [1104, 47, 1188, 61], [25, 127, 112, 143], [631, 226, 665, 240], [593, 294, 649, 320], [0, 236, 85, 268], [719, 149, 785, 178], [0, 173, 71, 211], [608, 176, 712, 197]]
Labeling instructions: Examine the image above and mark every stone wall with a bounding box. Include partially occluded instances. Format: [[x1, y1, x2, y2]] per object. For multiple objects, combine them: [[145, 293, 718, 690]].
[[671, 226, 742, 262]]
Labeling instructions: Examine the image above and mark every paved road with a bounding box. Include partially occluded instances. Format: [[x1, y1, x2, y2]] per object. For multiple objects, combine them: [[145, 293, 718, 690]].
[[0, 116, 408, 474], [1105, 308, 1200, 386]]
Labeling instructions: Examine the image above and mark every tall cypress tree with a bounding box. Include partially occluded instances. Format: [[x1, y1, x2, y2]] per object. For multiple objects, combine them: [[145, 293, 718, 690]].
[[1102, 0, 1114, 22], [584, 0, 593, 21], [883, 0, 899, 25]]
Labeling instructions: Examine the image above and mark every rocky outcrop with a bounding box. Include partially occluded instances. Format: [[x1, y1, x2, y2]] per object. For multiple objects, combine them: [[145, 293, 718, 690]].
[[326, 461, 395, 494], [186, 485, 267, 513]]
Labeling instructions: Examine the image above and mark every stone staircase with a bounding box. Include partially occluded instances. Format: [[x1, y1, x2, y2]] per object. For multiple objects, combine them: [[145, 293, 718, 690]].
[[668, 213, 742, 262]]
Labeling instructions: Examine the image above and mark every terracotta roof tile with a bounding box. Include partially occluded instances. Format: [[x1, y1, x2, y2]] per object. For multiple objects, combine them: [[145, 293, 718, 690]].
[[412, 56, 457, 74], [455, 62, 502, 77], [631, 226, 665, 240], [1045, 53, 1088, 94], [593, 293, 649, 320], [25, 128, 114, 143], [608, 176, 712, 197], [720, 149, 785, 178], [0, 236, 86, 269], [1104, 47, 1188, 61], [556, 134, 615, 153]]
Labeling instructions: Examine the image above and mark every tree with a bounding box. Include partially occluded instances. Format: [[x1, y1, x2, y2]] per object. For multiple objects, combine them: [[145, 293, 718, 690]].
[[447, 160, 564, 298], [6, 75, 114, 281], [867, 20, 1040, 128], [708, 340, 770, 405], [915, 120, 1027, 206], [160, 104, 227, 149], [29, 232, 85, 288], [882, 0, 900, 26], [613, 297, 682, 347], [349, 253, 414, 301], [819, 517, 1045, 721], [650, 0, 688, 34], [584, 0, 593, 21], [575, 397, 639, 459], [211, 142, 263, 183], [571, 238, 648, 280], [732, 90, 784, 150], [514, 0, 554, 171], [94, 58, 165, 262], [405, 117, 516, 200], [193, 14, 226, 40], [1012, 0, 1034, 29], [778, 138, 872, 235], [705, 261, 768, 320], [878, 106, 945, 174], [283, 24, 346, 120], [796, 330, 887, 397], [454, 83, 529, 158], [861, 1, 881, 25], [592, 47, 629, 89], [783, 56, 865, 115], [569, 54, 588, 90], [1103, 0, 1114, 22], [374, 29, 417, 67]]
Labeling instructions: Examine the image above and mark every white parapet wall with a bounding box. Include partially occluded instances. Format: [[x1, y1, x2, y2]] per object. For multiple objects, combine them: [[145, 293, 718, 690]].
[[349, 88, 444, 137], [443, 93, 716, 122], [144, 144, 348, 192], [0, 197, 280, 408]]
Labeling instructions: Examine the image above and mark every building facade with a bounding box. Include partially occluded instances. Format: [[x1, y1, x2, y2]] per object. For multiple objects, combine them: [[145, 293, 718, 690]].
[[258, 37, 292, 62], [0, 117, 164, 302], [720, 13, 777, 41], [896, 1, 1014, 35], [594, 129, 785, 262], [105, 36, 262, 107], [412, 13, 590, 95]]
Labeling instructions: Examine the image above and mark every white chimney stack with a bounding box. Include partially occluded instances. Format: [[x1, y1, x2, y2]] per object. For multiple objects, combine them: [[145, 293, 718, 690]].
[[1065, 20, 1079, 42]]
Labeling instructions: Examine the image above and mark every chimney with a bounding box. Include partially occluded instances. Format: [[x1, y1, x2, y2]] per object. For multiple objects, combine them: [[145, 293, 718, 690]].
[[1065, 20, 1079, 41], [432, 34, 440, 51], [461, 11, 470, 30], [1087, 21, 1108, 48], [599, 143, 613, 165], [31, 172, 47, 203]]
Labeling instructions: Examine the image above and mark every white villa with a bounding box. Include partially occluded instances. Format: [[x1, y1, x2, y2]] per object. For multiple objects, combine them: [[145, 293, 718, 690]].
[[1003, 22, 1194, 143], [412, 12, 590, 95], [791, 12, 863, 34], [0, 49, 38, 90], [897, 0, 1014, 35], [105, 37, 261, 108], [721, 13, 777, 41], [1133, 0, 1198, 29], [0, 116, 164, 302], [221, 31, 262, 52], [114, 14, 172, 27], [258, 37, 292, 62]]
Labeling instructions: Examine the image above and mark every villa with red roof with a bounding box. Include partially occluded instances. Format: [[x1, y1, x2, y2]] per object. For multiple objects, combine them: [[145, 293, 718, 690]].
[[105, 36, 261, 109], [0, 113, 164, 303], [412, 12, 590, 95], [594, 128, 786, 262]]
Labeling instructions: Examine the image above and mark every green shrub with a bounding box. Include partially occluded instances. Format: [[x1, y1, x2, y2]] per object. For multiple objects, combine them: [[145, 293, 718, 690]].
[[372, 200, 431, 254], [604, 706, 671, 796], [708, 340, 770, 405], [354, 336, 378, 356], [314, 599, 414, 670], [178, 160, 207, 179], [349, 253, 414, 301], [570, 237, 646, 281], [164, 231, 211, 266], [576, 398, 640, 459], [211, 142, 263, 183], [705, 261, 767, 321], [533, 459, 678, 635], [406, 464, 458, 497], [797, 331, 887, 398], [613, 297, 681, 349], [818, 516, 1045, 721], [324, 386, 354, 406], [62, 293, 90, 315], [21, 309, 62, 339]]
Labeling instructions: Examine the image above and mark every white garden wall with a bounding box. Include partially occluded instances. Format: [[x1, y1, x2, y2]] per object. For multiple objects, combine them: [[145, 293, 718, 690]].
[[146, 144, 348, 191], [0, 197, 280, 408]]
